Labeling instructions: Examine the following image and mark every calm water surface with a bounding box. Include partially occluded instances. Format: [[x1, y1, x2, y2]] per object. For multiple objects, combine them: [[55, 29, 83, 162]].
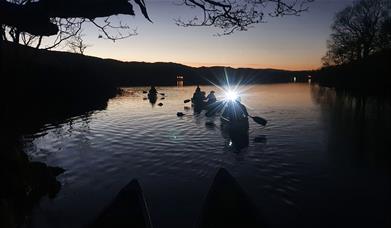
[[23, 84, 390, 228]]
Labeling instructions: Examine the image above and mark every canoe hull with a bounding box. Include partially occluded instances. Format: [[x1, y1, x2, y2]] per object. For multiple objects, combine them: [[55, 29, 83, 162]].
[[197, 168, 263, 228], [90, 179, 152, 228]]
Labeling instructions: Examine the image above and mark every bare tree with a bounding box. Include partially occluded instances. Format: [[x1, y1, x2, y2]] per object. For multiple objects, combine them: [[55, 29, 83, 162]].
[[323, 0, 391, 66], [67, 32, 90, 55]]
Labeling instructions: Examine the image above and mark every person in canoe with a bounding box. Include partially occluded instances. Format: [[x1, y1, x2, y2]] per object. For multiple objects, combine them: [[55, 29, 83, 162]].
[[147, 86, 158, 105], [206, 91, 217, 105], [221, 98, 250, 150], [195, 85, 201, 93], [192, 85, 206, 106], [221, 97, 249, 122], [201, 91, 207, 101], [148, 86, 157, 95]]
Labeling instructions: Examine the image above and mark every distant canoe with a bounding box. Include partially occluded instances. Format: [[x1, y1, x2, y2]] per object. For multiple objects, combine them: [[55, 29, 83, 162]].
[[90, 179, 152, 228], [197, 168, 263, 228]]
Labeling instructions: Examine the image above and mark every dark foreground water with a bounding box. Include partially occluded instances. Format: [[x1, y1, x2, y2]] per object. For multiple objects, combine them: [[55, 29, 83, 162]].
[[23, 84, 390, 228]]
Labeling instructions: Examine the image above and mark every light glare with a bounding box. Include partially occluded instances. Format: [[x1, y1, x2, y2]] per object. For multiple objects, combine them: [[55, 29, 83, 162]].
[[225, 90, 238, 101]]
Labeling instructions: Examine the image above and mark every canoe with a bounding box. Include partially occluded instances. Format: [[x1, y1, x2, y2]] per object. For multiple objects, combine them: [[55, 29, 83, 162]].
[[197, 168, 263, 228], [90, 179, 152, 228]]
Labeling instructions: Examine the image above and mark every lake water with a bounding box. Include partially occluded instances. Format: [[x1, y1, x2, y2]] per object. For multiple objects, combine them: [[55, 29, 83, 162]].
[[23, 84, 390, 228]]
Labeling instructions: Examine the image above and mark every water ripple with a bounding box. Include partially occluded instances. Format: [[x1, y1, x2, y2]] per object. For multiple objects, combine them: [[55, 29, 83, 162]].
[[23, 84, 336, 228]]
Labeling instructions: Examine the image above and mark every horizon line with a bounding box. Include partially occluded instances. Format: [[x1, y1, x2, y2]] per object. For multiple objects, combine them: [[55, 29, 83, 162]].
[[107, 56, 319, 72]]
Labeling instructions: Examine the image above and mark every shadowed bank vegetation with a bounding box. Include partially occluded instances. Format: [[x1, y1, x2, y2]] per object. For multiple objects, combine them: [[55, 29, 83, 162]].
[[314, 0, 391, 97], [1, 42, 116, 228], [314, 49, 391, 97]]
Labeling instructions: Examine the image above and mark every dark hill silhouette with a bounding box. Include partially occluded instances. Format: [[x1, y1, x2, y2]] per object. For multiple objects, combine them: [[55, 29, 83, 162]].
[[2, 41, 310, 87]]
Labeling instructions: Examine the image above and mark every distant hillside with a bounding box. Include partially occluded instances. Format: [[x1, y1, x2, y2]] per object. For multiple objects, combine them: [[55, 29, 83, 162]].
[[1, 41, 310, 87]]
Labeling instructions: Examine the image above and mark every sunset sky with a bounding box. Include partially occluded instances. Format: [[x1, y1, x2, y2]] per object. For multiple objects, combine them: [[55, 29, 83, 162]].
[[82, 0, 355, 71]]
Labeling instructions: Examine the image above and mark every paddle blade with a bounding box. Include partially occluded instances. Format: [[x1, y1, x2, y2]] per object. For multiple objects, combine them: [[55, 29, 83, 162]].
[[251, 116, 267, 126], [184, 99, 191, 103]]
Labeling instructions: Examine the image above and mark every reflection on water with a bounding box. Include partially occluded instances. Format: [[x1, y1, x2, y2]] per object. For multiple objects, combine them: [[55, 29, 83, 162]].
[[312, 86, 391, 171], [177, 80, 184, 87], [23, 84, 390, 228]]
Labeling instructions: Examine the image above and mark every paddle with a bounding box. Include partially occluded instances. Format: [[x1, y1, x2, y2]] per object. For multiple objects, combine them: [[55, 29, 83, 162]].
[[177, 112, 194, 117], [184, 99, 191, 103], [249, 115, 267, 126]]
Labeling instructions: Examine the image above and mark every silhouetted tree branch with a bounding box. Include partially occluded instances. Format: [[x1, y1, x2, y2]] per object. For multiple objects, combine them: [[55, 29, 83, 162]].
[[67, 32, 90, 55], [42, 18, 85, 50], [0, 0, 315, 50], [175, 0, 314, 35], [89, 17, 137, 42], [0, 0, 150, 49]]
